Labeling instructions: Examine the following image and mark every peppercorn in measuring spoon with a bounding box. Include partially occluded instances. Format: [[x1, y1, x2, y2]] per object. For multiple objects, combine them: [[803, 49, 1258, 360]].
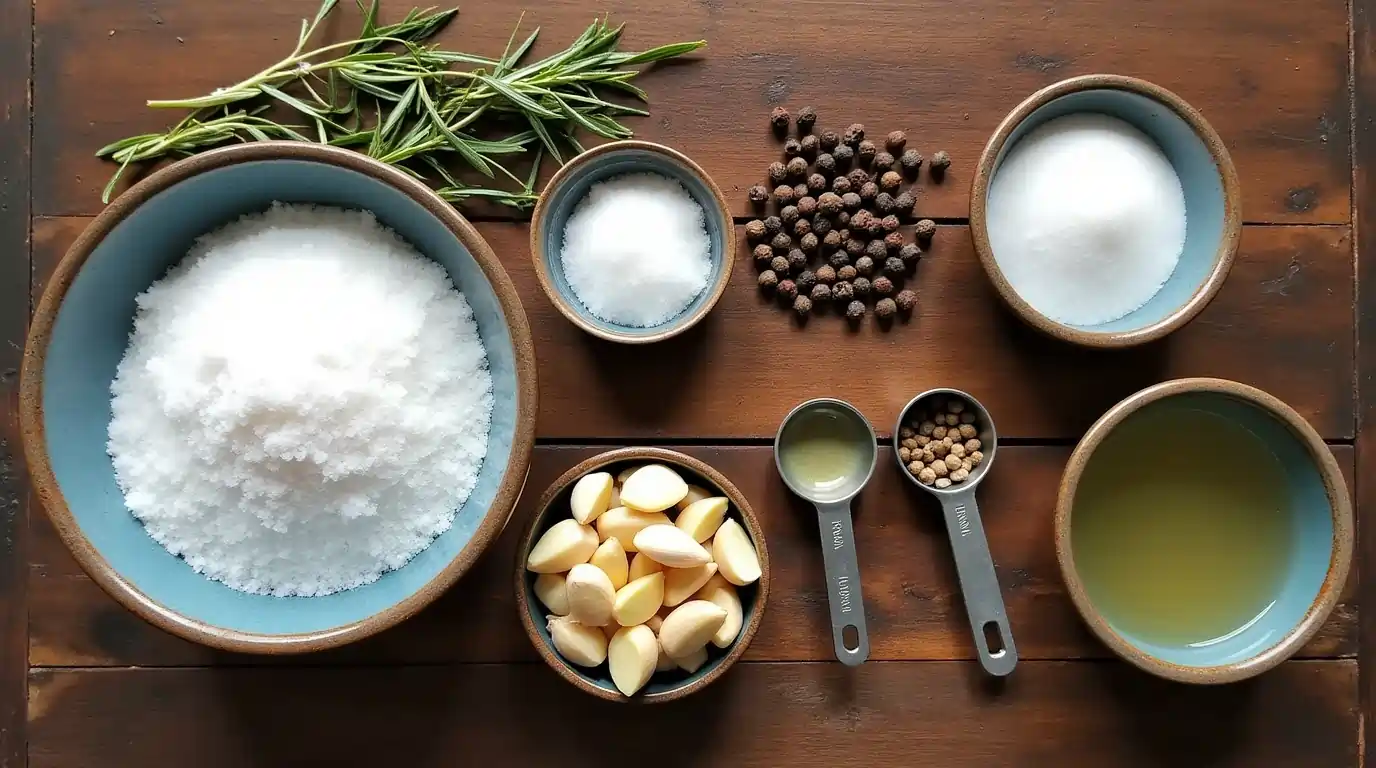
[[774, 399, 875, 665], [894, 389, 1017, 677]]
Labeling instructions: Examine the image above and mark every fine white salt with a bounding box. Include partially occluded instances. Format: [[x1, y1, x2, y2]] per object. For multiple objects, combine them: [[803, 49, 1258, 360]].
[[107, 203, 494, 597], [986, 113, 1187, 326], [560, 172, 712, 327]]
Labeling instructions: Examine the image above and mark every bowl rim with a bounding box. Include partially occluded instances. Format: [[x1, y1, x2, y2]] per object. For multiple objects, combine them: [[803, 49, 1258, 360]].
[[969, 73, 1243, 349], [513, 447, 770, 703], [529, 139, 736, 345], [1053, 377, 1353, 684], [18, 141, 539, 654]]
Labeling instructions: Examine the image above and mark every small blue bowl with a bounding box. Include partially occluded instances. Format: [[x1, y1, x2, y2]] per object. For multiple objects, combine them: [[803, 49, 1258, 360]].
[[1056, 379, 1353, 683], [971, 74, 1242, 348], [530, 140, 735, 344], [20, 143, 538, 654]]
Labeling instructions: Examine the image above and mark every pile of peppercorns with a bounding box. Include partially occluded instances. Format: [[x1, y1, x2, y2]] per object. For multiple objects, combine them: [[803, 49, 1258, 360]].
[[898, 395, 984, 490], [748, 106, 949, 324]]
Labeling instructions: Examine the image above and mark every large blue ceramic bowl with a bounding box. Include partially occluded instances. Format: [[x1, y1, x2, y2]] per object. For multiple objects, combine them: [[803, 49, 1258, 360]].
[[971, 75, 1242, 348], [1055, 379, 1352, 683], [530, 140, 735, 344], [20, 143, 538, 653]]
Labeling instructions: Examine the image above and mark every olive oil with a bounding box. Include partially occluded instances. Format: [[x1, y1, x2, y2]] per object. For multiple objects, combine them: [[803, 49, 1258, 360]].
[[1072, 406, 1293, 647], [778, 406, 872, 502]]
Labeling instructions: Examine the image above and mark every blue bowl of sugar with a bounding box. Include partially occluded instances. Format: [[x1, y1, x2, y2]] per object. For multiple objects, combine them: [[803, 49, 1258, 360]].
[[20, 142, 537, 653], [530, 140, 737, 345], [970, 74, 1242, 348]]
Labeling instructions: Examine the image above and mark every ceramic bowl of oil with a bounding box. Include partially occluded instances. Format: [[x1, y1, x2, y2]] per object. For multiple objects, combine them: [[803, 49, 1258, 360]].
[[1055, 378, 1352, 684]]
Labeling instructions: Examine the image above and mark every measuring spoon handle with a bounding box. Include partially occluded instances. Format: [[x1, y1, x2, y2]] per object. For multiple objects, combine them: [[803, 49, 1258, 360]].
[[814, 502, 870, 665], [938, 491, 1017, 676]]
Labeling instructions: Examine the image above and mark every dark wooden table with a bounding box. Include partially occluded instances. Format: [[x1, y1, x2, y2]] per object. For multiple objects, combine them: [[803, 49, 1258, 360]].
[[2, 0, 1374, 765]]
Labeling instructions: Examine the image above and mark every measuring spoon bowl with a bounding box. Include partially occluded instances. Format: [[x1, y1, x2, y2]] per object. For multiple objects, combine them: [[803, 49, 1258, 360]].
[[895, 388, 1017, 677], [775, 398, 875, 666]]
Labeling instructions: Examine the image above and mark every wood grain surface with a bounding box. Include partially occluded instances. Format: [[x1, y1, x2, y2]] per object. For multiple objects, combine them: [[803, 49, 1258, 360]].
[[32, 218, 1356, 441], [31, 0, 1349, 223]]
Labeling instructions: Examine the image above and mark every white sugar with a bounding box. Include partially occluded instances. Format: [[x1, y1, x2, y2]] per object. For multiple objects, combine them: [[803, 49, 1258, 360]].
[[107, 203, 494, 597], [559, 172, 712, 327], [986, 113, 1187, 326]]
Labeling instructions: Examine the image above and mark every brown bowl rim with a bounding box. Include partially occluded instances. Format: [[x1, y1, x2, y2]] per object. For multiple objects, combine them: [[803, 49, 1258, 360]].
[[969, 73, 1242, 349], [514, 447, 770, 703], [19, 141, 539, 654], [529, 140, 736, 345], [1054, 377, 1353, 684]]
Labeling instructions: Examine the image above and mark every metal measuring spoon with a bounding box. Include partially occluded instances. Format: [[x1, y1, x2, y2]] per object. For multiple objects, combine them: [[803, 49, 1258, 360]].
[[774, 398, 875, 666], [894, 388, 1017, 677]]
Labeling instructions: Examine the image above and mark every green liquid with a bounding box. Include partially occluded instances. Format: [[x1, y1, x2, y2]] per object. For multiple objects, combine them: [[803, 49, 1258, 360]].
[[779, 407, 871, 502], [1072, 406, 1293, 647]]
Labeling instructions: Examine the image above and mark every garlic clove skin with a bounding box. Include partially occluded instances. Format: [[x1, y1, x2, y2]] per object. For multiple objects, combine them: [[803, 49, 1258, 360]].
[[612, 572, 665, 627], [589, 538, 629, 590], [634, 524, 711, 568], [565, 563, 616, 627], [662, 562, 718, 608], [675, 497, 729, 542], [570, 472, 615, 525], [711, 519, 762, 586], [658, 600, 728, 659], [547, 615, 608, 668], [533, 572, 570, 615], [595, 507, 672, 553], [527, 519, 599, 574], [619, 464, 689, 513], [608, 625, 658, 696]]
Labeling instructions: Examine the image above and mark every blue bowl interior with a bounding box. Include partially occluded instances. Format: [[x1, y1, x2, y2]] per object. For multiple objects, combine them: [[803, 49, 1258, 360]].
[[1071, 392, 1336, 667], [535, 149, 729, 338], [988, 89, 1227, 333], [43, 159, 521, 636], [522, 461, 762, 696]]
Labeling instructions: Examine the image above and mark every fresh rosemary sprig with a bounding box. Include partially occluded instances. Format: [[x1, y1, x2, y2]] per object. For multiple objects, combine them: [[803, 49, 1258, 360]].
[[96, 0, 705, 207]]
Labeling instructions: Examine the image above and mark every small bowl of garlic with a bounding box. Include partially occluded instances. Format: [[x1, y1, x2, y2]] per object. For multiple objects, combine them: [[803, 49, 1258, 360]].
[[515, 447, 769, 703]]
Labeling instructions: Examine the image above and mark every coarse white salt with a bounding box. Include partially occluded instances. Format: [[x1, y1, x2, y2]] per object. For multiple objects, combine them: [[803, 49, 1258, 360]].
[[986, 113, 1187, 326], [107, 203, 494, 597], [559, 172, 712, 327]]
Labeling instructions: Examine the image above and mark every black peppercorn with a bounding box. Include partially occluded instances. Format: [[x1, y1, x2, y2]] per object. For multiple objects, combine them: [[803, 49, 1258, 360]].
[[884, 255, 906, 276], [770, 106, 791, 135], [850, 210, 871, 230], [831, 176, 852, 196], [874, 151, 895, 170], [873, 275, 895, 296], [784, 137, 802, 158], [794, 218, 811, 237], [829, 250, 851, 269], [818, 191, 843, 215], [800, 134, 820, 158], [822, 230, 843, 252], [859, 181, 879, 203], [880, 171, 902, 192], [915, 218, 937, 244], [810, 283, 832, 304], [930, 150, 951, 177], [749, 185, 770, 205], [777, 279, 798, 302], [833, 144, 854, 167], [894, 192, 916, 219], [815, 153, 837, 178], [865, 239, 887, 261], [845, 237, 865, 257], [816, 264, 837, 285], [833, 281, 854, 302], [899, 243, 922, 266], [746, 219, 768, 241], [854, 254, 875, 277], [843, 123, 865, 147], [900, 149, 923, 176], [836, 211, 850, 228], [837, 264, 857, 282], [800, 233, 819, 254], [807, 173, 827, 194], [881, 214, 901, 233], [820, 130, 840, 151], [841, 192, 862, 212], [812, 215, 833, 237], [794, 183, 809, 199], [789, 248, 809, 272], [885, 130, 907, 153], [875, 297, 897, 319], [853, 276, 872, 298], [770, 254, 790, 275], [884, 233, 905, 253], [774, 185, 795, 205], [875, 192, 897, 214], [864, 214, 884, 237], [758, 270, 779, 291], [753, 243, 774, 268], [857, 140, 877, 166], [793, 294, 813, 317], [768, 162, 788, 184], [763, 215, 783, 235], [797, 106, 818, 134], [846, 299, 866, 321], [847, 168, 870, 188], [895, 289, 917, 313], [796, 270, 817, 293], [781, 205, 799, 225], [786, 156, 808, 179], [797, 196, 818, 217], [771, 232, 792, 251]]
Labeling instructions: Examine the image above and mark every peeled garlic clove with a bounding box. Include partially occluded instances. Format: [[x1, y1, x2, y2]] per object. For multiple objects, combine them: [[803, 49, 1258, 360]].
[[634, 524, 711, 568], [620, 464, 689, 513], [527, 519, 599, 574], [697, 575, 743, 648], [533, 572, 570, 615], [589, 538, 628, 590], [547, 616, 608, 668], [566, 563, 616, 627], [656, 644, 678, 672], [673, 645, 709, 674], [570, 472, 615, 525], [596, 507, 672, 553], [663, 562, 718, 607], [658, 600, 728, 659], [675, 497, 729, 542], [615, 465, 644, 486], [609, 625, 658, 696], [613, 572, 665, 627], [627, 551, 664, 582], [646, 614, 665, 634], [676, 484, 713, 511], [712, 519, 762, 586], [608, 485, 621, 510]]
